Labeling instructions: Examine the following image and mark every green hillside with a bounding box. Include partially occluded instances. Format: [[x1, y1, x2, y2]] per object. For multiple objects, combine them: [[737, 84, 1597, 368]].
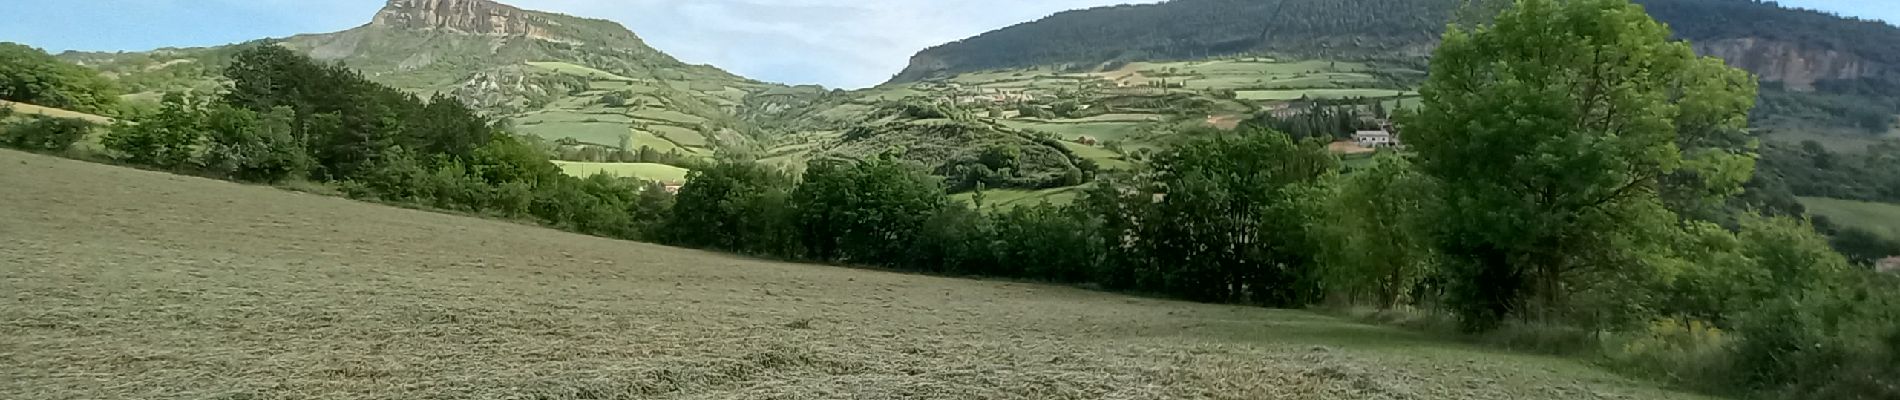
[[892, 0, 1900, 150], [61, 0, 775, 162]]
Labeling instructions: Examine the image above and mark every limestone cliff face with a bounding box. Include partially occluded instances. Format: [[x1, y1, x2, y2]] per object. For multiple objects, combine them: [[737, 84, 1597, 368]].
[[1694, 38, 1883, 90], [373, 0, 556, 40]]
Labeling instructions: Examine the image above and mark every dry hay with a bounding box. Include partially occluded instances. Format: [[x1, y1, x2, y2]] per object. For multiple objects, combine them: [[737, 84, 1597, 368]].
[[0, 149, 1707, 400]]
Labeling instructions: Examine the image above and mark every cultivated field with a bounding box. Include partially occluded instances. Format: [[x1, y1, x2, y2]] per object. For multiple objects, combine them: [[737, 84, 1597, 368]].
[[0, 149, 1707, 399]]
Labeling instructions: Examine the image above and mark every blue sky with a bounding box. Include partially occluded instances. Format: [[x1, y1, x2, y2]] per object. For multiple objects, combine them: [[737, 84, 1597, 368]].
[[2, 0, 1893, 88]]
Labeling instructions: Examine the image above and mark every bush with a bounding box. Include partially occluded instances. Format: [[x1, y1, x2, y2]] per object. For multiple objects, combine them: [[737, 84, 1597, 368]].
[[1479, 321, 1597, 356], [1604, 318, 1734, 388], [201, 106, 310, 182], [1729, 278, 1900, 399], [0, 115, 92, 152], [101, 93, 205, 169]]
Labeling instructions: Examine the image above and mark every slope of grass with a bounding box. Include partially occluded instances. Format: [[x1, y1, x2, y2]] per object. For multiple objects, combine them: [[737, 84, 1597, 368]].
[[525, 61, 637, 81], [515, 122, 631, 146], [952, 186, 1087, 210], [1801, 196, 1900, 239], [0, 149, 1713, 400], [0, 100, 115, 124], [552, 161, 689, 182]]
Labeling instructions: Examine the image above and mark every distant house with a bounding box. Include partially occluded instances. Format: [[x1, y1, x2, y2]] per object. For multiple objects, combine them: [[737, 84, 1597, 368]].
[[1354, 129, 1399, 148], [1879, 257, 1900, 275], [1075, 136, 1099, 146]]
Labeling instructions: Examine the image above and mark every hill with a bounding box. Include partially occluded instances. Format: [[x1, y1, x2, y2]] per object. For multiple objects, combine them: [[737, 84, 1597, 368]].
[[893, 0, 1899, 86], [890, 0, 1900, 146], [0, 147, 1712, 400], [60, 0, 780, 160]]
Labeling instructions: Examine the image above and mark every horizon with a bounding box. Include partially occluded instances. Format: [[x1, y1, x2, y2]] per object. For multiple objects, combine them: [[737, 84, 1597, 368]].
[[2, 0, 1894, 89]]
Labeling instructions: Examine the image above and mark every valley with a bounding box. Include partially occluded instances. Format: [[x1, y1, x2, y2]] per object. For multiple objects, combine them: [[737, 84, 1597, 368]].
[[6, 0, 1900, 398]]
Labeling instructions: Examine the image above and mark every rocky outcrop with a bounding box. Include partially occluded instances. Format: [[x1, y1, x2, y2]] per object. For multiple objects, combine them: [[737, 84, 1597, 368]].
[[373, 0, 557, 40], [1693, 38, 1880, 91]]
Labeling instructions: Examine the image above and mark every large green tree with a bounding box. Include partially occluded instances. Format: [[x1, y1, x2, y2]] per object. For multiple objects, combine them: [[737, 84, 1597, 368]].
[[1115, 128, 1338, 305], [1320, 154, 1439, 309], [792, 156, 947, 265], [1406, 0, 1758, 330]]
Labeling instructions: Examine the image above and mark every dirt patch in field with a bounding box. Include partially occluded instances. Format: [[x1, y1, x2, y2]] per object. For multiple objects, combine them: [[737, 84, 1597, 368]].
[[0, 149, 1705, 399]]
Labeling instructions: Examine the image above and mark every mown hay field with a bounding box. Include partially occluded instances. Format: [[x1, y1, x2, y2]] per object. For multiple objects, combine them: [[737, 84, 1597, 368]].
[[0, 149, 1708, 399]]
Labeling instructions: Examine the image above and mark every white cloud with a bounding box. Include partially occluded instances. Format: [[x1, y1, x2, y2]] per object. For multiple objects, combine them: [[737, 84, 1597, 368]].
[[508, 0, 1160, 88]]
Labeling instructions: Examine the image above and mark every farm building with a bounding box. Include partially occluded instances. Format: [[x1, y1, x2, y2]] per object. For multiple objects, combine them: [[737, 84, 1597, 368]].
[[1353, 129, 1400, 148], [1880, 257, 1900, 275]]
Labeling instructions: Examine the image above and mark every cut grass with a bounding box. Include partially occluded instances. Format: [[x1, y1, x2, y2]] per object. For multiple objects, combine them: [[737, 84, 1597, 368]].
[[1800, 196, 1900, 239], [0, 149, 1713, 400], [552, 161, 689, 182]]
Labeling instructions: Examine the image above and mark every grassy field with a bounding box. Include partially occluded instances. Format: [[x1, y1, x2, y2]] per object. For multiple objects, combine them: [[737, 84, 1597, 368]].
[[1000, 120, 1150, 142], [526, 61, 636, 81], [1237, 89, 1416, 101], [516, 122, 633, 146], [952, 186, 1087, 209], [553, 161, 690, 182], [0, 149, 1709, 399], [0, 100, 115, 124], [1801, 196, 1900, 239]]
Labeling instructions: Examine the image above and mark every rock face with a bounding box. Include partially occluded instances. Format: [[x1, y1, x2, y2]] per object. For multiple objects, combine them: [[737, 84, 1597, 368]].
[[373, 0, 556, 40], [1695, 38, 1883, 90]]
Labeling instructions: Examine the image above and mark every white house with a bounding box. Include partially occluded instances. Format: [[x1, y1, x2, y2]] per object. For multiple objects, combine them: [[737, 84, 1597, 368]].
[[1354, 129, 1399, 148], [1879, 257, 1900, 275]]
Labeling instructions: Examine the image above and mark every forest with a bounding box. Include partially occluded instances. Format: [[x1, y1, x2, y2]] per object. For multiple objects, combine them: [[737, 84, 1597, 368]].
[[1, 1, 1897, 399]]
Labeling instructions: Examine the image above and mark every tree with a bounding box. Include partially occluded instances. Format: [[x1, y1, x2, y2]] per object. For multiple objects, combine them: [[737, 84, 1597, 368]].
[[1320, 154, 1439, 309], [201, 105, 311, 182], [1405, 0, 1758, 330], [102, 92, 207, 169], [1118, 128, 1338, 305], [0, 42, 121, 114], [664, 162, 798, 256], [792, 156, 947, 265]]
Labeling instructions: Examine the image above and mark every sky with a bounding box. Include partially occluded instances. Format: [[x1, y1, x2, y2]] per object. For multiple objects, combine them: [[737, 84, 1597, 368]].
[[2, 0, 1894, 89]]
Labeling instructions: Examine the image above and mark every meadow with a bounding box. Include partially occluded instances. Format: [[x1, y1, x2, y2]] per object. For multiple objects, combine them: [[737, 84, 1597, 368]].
[[553, 161, 690, 181], [0, 148, 1710, 400], [1801, 196, 1900, 239]]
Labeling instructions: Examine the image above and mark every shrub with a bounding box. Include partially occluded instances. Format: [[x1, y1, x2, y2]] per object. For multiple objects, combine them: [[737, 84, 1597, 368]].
[[1479, 321, 1597, 356], [101, 93, 205, 169], [0, 115, 92, 152], [1604, 318, 1734, 387], [201, 106, 310, 182]]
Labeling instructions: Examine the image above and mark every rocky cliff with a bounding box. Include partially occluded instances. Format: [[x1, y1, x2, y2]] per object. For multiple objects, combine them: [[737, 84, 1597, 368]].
[[1695, 38, 1883, 90], [372, 0, 556, 40]]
